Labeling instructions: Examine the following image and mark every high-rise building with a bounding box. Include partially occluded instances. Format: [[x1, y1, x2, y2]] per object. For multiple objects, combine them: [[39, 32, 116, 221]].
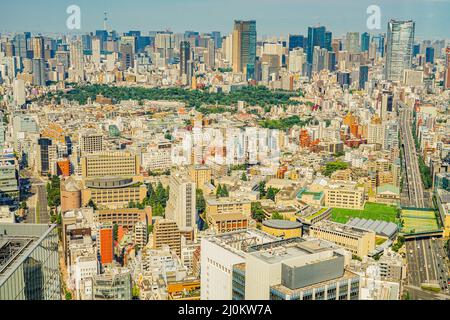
[[165, 171, 196, 230], [31, 36, 45, 59], [79, 131, 104, 155], [307, 26, 326, 64], [98, 223, 114, 265], [13, 79, 26, 106], [425, 47, 435, 64], [288, 35, 305, 51], [413, 43, 420, 57], [211, 31, 222, 49], [361, 32, 370, 52], [325, 31, 333, 51], [92, 37, 101, 65], [385, 20, 415, 81], [69, 40, 84, 82], [345, 32, 360, 54], [205, 38, 216, 69], [445, 47, 450, 90], [180, 41, 192, 77], [120, 43, 134, 70], [232, 20, 257, 79], [155, 32, 174, 65], [359, 65, 369, 90], [373, 34, 385, 57], [32, 58, 46, 86], [0, 224, 61, 300], [13, 33, 29, 58]]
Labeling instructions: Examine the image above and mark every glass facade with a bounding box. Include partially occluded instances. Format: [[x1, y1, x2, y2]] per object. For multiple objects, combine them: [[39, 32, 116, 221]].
[[385, 20, 415, 81], [231, 265, 245, 300], [0, 224, 61, 300]]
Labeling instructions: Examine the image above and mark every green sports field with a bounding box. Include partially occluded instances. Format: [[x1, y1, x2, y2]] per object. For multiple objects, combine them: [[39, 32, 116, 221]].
[[401, 209, 440, 234], [331, 203, 399, 224]]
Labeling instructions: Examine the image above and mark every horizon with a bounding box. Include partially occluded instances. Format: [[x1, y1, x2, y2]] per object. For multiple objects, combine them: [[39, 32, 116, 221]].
[[0, 0, 449, 40]]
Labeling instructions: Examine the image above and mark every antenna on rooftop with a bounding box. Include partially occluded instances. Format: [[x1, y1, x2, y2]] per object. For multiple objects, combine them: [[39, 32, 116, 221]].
[[103, 11, 109, 31]]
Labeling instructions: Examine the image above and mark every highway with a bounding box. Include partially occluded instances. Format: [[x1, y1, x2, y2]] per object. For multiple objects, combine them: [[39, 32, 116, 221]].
[[406, 238, 449, 294], [399, 105, 426, 208]]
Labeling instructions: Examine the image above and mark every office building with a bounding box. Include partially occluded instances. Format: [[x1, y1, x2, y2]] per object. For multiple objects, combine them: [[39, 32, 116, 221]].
[[32, 58, 46, 86], [309, 220, 376, 257], [289, 35, 305, 51], [0, 158, 19, 206], [307, 26, 326, 64], [200, 229, 278, 300], [81, 177, 147, 208], [425, 47, 435, 64], [13, 79, 26, 106], [98, 223, 114, 265], [324, 181, 365, 210], [345, 32, 360, 54], [385, 20, 415, 81], [81, 151, 139, 179], [0, 224, 61, 300], [166, 171, 196, 230], [94, 207, 152, 231], [189, 165, 211, 190], [79, 131, 104, 155], [153, 219, 182, 257], [232, 20, 257, 79], [69, 40, 84, 82], [361, 32, 370, 52], [92, 268, 132, 300], [359, 65, 369, 90], [120, 43, 134, 70], [445, 47, 450, 90], [180, 41, 192, 77]]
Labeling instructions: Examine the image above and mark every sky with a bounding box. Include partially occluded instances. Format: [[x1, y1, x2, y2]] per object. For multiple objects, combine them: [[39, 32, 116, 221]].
[[0, 0, 449, 40]]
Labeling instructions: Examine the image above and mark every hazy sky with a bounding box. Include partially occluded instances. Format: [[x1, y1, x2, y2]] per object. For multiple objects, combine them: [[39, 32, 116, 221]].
[[0, 0, 449, 39]]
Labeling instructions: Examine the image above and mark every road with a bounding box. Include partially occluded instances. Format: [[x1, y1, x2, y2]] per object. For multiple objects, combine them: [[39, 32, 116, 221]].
[[406, 238, 449, 294], [21, 169, 50, 224], [399, 105, 426, 208]]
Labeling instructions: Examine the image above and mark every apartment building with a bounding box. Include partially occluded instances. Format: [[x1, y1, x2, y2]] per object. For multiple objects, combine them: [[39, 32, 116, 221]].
[[189, 164, 212, 190], [142, 142, 172, 171], [309, 220, 376, 257], [79, 131, 104, 155]]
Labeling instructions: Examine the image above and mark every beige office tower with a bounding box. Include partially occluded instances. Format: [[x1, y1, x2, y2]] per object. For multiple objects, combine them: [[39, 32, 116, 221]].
[[189, 165, 211, 191], [166, 171, 197, 230], [92, 37, 101, 66], [153, 219, 181, 257], [69, 39, 85, 82], [79, 131, 104, 155], [13, 79, 26, 106], [232, 20, 257, 77], [81, 151, 140, 178]]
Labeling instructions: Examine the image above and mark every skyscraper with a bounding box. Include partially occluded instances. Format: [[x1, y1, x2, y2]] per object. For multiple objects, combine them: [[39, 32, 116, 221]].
[[307, 26, 326, 64], [180, 41, 192, 77], [13, 79, 25, 106], [359, 65, 369, 90], [165, 171, 196, 231], [69, 40, 84, 82], [361, 32, 370, 52], [211, 31, 222, 49], [288, 35, 305, 51], [345, 32, 360, 54], [31, 36, 45, 60], [92, 37, 101, 65], [120, 43, 134, 70], [425, 47, 435, 64], [13, 33, 29, 58], [385, 20, 415, 81], [232, 20, 257, 79], [32, 58, 46, 86], [372, 34, 385, 58], [445, 47, 450, 90]]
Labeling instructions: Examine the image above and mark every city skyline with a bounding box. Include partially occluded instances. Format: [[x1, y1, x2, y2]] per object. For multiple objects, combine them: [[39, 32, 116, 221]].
[[0, 0, 449, 39]]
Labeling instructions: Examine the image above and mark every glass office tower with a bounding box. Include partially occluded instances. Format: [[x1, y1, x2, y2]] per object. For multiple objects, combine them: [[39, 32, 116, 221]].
[[232, 20, 257, 80], [0, 224, 61, 300], [385, 20, 415, 81]]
